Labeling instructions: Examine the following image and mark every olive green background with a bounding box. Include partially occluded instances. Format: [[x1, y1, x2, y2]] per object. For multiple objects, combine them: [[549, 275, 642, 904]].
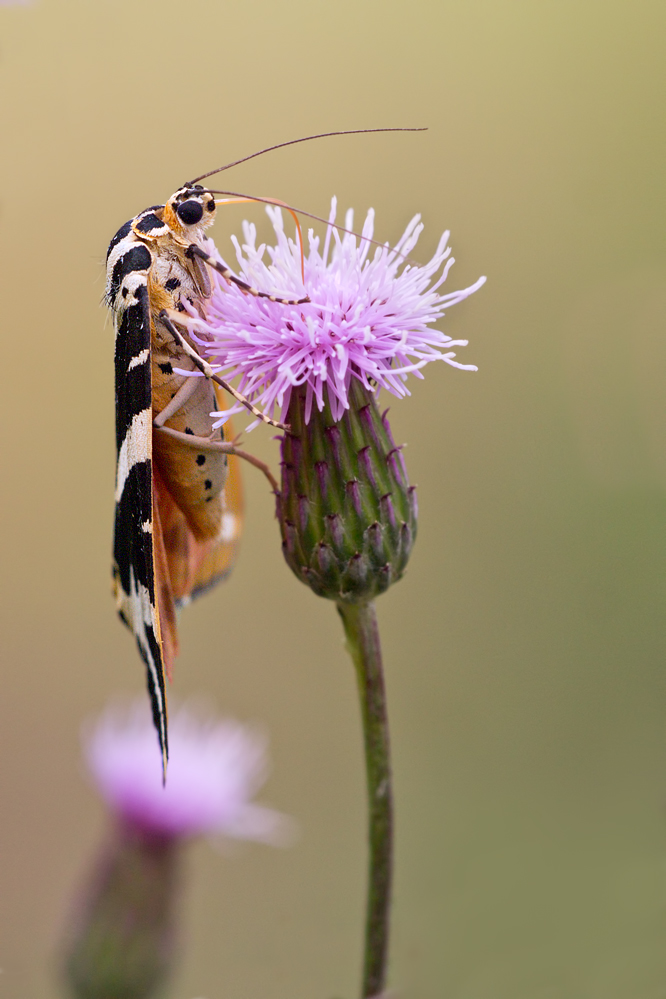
[[1, 1, 665, 996]]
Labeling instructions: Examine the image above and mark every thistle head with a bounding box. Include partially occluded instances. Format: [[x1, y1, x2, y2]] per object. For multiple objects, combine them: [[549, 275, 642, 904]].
[[190, 200, 484, 602], [63, 700, 290, 999], [279, 380, 417, 601], [84, 699, 288, 844]]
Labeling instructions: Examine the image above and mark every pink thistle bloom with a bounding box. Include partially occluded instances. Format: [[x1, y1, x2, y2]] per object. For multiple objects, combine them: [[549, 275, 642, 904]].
[[183, 199, 485, 426], [85, 700, 291, 844]]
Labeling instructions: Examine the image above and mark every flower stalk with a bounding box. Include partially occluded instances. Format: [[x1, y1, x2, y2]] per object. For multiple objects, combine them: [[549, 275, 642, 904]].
[[194, 198, 484, 997], [338, 600, 393, 999], [278, 378, 410, 996]]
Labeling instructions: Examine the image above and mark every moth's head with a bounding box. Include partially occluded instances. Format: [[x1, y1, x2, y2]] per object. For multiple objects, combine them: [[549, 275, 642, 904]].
[[165, 184, 217, 235]]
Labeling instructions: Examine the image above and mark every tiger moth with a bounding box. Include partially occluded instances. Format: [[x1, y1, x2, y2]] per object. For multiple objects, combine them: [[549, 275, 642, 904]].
[[105, 182, 305, 774]]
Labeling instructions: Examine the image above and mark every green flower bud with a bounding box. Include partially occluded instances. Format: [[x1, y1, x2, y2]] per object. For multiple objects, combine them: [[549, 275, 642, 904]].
[[279, 380, 418, 602]]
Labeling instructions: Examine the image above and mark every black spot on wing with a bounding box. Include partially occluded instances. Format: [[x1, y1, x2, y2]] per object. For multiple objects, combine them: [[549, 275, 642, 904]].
[[114, 284, 151, 452], [110, 243, 152, 300], [107, 220, 132, 260], [114, 458, 153, 600], [135, 212, 167, 234], [164, 277, 180, 292], [158, 361, 173, 374], [196, 454, 206, 465]]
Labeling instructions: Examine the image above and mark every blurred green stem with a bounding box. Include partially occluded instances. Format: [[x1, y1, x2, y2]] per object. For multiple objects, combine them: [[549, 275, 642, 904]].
[[338, 600, 393, 999], [64, 824, 178, 999]]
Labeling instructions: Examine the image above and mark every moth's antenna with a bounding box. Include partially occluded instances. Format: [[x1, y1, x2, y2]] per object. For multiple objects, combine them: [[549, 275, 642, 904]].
[[187, 128, 427, 185], [191, 188, 422, 264]]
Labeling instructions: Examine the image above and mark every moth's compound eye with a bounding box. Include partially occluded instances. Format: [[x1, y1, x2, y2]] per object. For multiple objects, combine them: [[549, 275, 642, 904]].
[[176, 200, 205, 225]]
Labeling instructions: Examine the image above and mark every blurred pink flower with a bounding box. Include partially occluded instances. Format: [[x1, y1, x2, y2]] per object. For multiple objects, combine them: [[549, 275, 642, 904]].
[[85, 700, 291, 843], [182, 199, 485, 426]]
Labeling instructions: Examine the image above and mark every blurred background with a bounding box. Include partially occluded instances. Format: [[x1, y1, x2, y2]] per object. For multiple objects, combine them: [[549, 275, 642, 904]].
[[1, 0, 665, 996]]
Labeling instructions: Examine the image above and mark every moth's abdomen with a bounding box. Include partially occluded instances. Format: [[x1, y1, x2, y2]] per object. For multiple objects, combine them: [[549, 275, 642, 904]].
[[152, 351, 228, 543]]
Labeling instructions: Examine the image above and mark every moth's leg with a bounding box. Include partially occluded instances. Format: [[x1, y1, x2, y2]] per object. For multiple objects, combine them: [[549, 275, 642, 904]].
[[185, 244, 310, 306], [157, 309, 290, 433], [153, 374, 201, 428], [154, 424, 280, 494], [154, 425, 236, 453]]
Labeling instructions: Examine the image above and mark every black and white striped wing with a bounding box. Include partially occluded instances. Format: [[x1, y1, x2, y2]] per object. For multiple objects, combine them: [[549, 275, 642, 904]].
[[108, 234, 168, 770]]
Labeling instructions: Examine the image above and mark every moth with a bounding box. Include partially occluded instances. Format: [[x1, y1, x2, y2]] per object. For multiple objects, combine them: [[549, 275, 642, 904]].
[[104, 130, 421, 772], [105, 181, 306, 773]]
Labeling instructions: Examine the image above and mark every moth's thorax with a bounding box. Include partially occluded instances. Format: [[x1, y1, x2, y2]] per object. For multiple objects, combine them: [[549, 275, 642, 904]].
[[106, 184, 218, 315], [148, 247, 209, 308]]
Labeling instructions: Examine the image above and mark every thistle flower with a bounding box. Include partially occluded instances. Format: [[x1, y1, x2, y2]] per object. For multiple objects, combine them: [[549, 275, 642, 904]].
[[188, 199, 484, 428], [184, 201, 484, 603], [64, 700, 290, 999], [85, 699, 288, 843]]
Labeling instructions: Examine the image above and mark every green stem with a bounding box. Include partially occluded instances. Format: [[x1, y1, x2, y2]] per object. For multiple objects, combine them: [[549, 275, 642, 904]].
[[337, 599, 393, 999], [64, 824, 179, 999]]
